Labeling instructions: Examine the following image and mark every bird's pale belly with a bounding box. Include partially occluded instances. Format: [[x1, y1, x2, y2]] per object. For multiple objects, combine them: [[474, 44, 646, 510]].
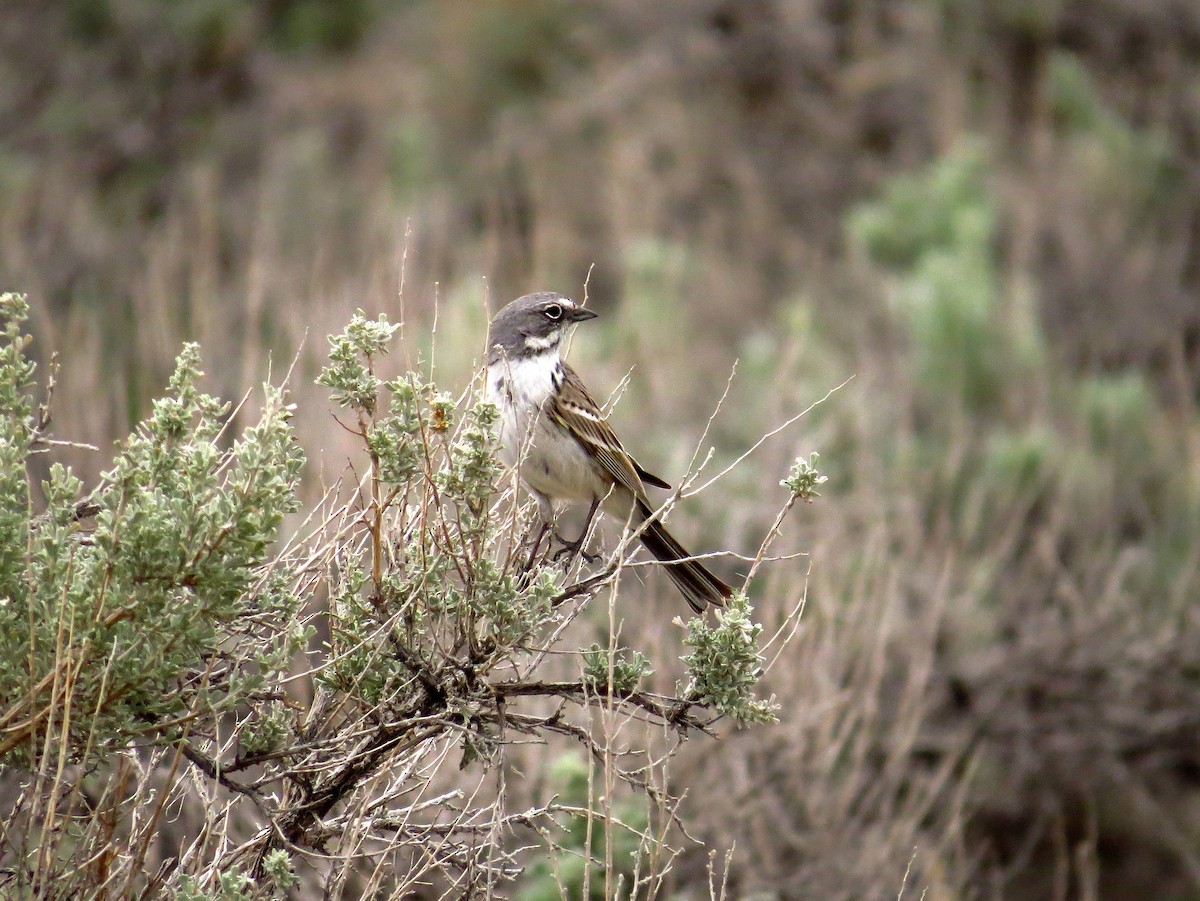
[[495, 390, 607, 503], [513, 417, 608, 504]]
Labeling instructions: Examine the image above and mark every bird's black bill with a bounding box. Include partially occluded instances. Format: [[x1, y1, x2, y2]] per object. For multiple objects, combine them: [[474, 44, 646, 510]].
[[568, 307, 598, 322]]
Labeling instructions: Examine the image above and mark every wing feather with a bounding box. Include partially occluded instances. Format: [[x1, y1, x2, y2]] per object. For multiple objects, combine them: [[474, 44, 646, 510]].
[[550, 365, 664, 498]]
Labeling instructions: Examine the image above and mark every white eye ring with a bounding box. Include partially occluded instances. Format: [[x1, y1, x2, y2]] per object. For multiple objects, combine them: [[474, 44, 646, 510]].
[[544, 304, 563, 320]]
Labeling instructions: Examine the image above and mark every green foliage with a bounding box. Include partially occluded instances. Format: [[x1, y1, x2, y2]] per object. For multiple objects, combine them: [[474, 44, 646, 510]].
[[848, 142, 992, 273], [64, 0, 255, 53], [517, 752, 649, 901], [847, 131, 1189, 593], [0, 296, 305, 765], [1078, 371, 1154, 456], [782, 452, 828, 502], [439, 1, 585, 129], [989, 0, 1060, 36], [0, 294, 35, 604], [265, 0, 375, 55], [1068, 371, 1182, 556], [321, 526, 562, 707], [368, 375, 430, 484], [0, 302, 781, 894], [176, 868, 252, 901], [321, 562, 390, 703], [260, 849, 299, 894], [900, 242, 1004, 413], [588, 237, 696, 379], [981, 427, 1057, 499], [0, 292, 35, 422], [582, 643, 653, 695], [386, 117, 435, 199], [316, 309, 400, 414], [682, 594, 777, 725], [848, 142, 1016, 414], [1048, 51, 1178, 210], [470, 561, 560, 646], [434, 396, 502, 532], [238, 700, 290, 757], [25, 0, 271, 225], [1048, 50, 1107, 134], [315, 312, 563, 710]]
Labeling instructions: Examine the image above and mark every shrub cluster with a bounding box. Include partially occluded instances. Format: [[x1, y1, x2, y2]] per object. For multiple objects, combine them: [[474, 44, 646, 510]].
[[0, 299, 801, 898]]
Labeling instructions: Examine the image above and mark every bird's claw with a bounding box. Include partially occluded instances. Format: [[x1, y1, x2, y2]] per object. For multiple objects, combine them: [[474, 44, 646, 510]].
[[552, 535, 601, 565]]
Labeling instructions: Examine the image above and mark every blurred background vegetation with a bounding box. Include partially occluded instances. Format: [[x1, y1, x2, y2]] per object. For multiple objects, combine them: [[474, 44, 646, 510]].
[[3, 0, 1200, 897]]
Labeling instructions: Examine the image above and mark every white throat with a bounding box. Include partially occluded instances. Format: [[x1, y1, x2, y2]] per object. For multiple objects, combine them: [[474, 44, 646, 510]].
[[522, 331, 562, 353], [488, 349, 561, 409]]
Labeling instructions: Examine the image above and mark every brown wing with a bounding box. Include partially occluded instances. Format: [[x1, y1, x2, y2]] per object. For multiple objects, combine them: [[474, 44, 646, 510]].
[[549, 364, 666, 499]]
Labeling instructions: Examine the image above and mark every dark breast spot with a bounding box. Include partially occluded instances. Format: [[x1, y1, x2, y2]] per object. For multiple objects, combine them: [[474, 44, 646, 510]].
[[551, 366, 563, 393]]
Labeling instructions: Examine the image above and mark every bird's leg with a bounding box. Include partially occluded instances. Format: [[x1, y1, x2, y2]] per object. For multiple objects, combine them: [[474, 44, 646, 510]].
[[524, 519, 551, 574], [520, 492, 556, 578], [553, 496, 603, 564]]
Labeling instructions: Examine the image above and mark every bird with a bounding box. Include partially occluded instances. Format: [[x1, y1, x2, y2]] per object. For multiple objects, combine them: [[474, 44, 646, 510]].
[[485, 291, 733, 612]]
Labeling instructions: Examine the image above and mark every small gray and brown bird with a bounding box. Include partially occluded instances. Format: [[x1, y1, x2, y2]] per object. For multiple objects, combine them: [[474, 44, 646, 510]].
[[486, 291, 732, 612]]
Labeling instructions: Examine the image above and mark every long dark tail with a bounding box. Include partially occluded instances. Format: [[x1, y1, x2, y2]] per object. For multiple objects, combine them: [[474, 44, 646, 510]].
[[634, 499, 732, 613]]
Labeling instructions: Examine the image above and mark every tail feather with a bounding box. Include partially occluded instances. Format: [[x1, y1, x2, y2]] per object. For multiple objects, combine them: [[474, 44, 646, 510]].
[[634, 499, 732, 613]]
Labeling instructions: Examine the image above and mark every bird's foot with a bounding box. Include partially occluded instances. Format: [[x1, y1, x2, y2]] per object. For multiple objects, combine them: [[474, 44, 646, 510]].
[[552, 532, 601, 565]]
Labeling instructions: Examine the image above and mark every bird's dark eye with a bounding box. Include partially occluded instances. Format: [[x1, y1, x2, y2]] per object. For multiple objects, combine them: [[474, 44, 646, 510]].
[[544, 304, 563, 320]]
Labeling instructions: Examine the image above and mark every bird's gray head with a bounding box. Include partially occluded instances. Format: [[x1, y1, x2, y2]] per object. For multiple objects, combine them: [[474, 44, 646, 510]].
[[487, 292, 598, 362]]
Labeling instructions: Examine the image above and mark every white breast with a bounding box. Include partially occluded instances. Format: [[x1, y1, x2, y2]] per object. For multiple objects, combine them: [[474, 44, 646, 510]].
[[488, 353, 555, 473], [487, 353, 608, 508]]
